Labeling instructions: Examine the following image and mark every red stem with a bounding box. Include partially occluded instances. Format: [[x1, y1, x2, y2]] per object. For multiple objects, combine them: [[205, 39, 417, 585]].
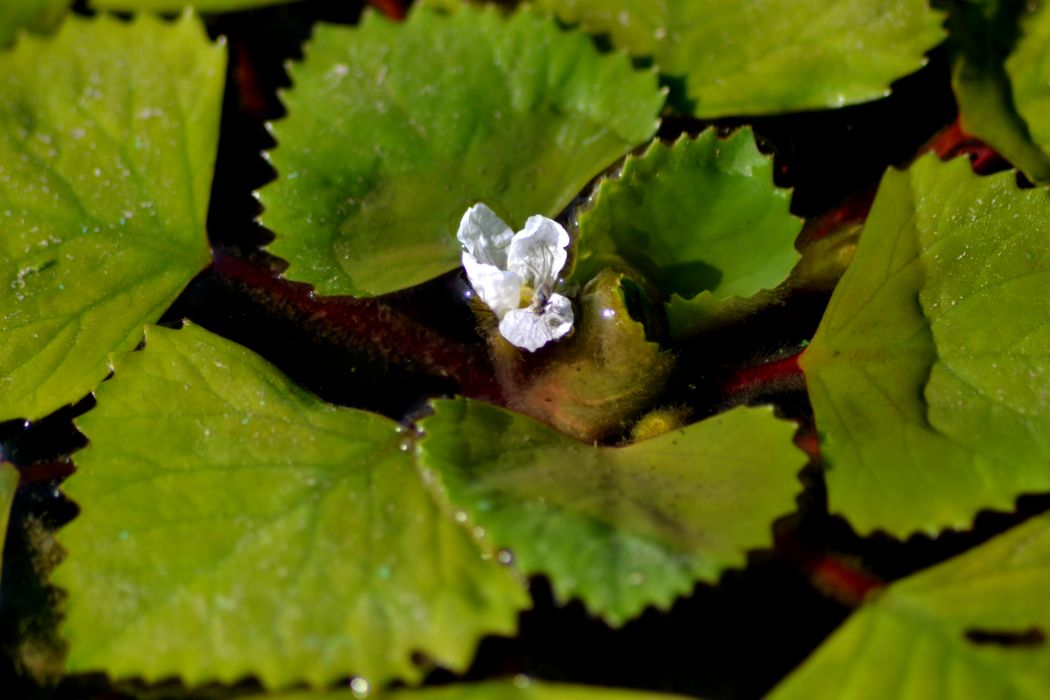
[[368, 0, 406, 20], [802, 187, 875, 242], [806, 553, 885, 606], [775, 529, 885, 607], [231, 39, 268, 120], [793, 427, 821, 462], [926, 118, 1009, 175], [211, 253, 505, 405], [14, 461, 75, 487], [722, 352, 821, 457], [721, 351, 805, 400]]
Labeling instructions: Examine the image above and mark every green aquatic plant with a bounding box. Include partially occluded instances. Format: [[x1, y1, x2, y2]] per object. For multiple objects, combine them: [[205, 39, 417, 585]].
[[3, 1, 1050, 699]]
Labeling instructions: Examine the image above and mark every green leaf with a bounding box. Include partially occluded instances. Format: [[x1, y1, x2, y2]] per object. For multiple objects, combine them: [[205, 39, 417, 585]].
[[802, 154, 1050, 537], [90, 0, 299, 11], [948, 0, 1050, 183], [54, 324, 527, 688], [0, 14, 222, 422], [0, 0, 68, 46], [768, 511, 1050, 699], [418, 398, 804, 625], [533, 0, 947, 117], [1005, 1, 1050, 161], [0, 463, 18, 584], [259, 4, 664, 297], [569, 129, 801, 339], [244, 679, 698, 700]]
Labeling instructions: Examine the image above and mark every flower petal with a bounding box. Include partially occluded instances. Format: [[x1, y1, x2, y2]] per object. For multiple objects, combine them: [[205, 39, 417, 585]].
[[506, 215, 570, 290], [498, 293, 574, 352], [457, 203, 514, 268], [463, 252, 522, 319]]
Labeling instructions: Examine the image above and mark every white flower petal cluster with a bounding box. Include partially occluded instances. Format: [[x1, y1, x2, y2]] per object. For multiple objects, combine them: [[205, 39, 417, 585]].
[[457, 203, 574, 352]]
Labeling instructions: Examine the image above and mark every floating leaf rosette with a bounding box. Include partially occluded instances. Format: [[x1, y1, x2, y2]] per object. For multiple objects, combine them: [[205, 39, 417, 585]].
[[0, 13, 223, 421], [769, 512, 1050, 699], [802, 153, 1050, 537], [260, 4, 664, 297], [419, 397, 804, 625], [534, 0, 947, 117], [570, 128, 802, 339], [55, 324, 527, 688]]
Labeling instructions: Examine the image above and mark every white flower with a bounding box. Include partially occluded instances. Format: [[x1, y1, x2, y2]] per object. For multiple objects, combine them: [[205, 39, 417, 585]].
[[457, 203, 574, 352]]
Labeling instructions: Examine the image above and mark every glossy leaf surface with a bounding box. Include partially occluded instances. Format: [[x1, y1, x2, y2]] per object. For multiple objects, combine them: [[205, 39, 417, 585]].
[[570, 129, 801, 339], [419, 398, 803, 625], [769, 512, 1050, 699], [1006, 2, 1050, 162], [949, 0, 1050, 183], [0, 14, 221, 421], [55, 324, 527, 688], [534, 0, 946, 117], [260, 4, 664, 297], [802, 154, 1050, 536]]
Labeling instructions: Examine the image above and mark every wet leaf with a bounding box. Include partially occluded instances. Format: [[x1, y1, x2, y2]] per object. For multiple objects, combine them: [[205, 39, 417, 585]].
[[534, 0, 946, 117], [0, 14, 222, 421], [769, 511, 1050, 699], [1005, 1, 1050, 164], [251, 679, 698, 700], [54, 324, 527, 688], [0, 463, 17, 583], [419, 398, 804, 625], [948, 0, 1050, 183], [259, 4, 664, 297], [569, 129, 801, 339], [802, 154, 1050, 537]]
